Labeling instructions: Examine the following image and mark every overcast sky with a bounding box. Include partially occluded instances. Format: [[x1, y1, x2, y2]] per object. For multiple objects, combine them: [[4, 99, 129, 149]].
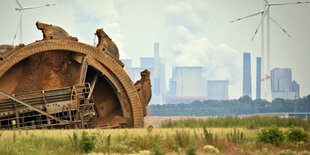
[[0, 0, 309, 99]]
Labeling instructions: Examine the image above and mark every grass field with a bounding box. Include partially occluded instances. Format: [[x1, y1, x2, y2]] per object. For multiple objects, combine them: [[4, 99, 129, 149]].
[[0, 116, 310, 155], [0, 128, 309, 154], [160, 116, 310, 130]]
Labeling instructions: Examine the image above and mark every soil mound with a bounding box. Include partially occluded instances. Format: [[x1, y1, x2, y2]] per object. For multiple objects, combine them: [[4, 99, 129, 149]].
[[13, 51, 75, 93]]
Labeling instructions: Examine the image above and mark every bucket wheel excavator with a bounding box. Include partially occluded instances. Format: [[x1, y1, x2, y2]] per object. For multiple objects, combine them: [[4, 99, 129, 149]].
[[0, 21, 151, 129]]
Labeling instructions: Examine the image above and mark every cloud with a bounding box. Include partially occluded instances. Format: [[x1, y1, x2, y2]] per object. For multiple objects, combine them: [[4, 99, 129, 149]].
[[162, 1, 242, 84], [172, 32, 242, 84], [164, 2, 205, 30], [55, 0, 127, 57]]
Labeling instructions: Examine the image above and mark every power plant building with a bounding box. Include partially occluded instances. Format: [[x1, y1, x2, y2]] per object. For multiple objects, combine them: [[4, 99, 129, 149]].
[[270, 68, 300, 100], [175, 67, 203, 97], [165, 66, 207, 104], [243, 52, 252, 98], [291, 80, 300, 99], [167, 67, 177, 96], [207, 80, 229, 100], [121, 43, 166, 105]]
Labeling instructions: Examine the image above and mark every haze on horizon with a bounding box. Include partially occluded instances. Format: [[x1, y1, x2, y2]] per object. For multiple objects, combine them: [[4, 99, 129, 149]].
[[0, 0, 309, 99]]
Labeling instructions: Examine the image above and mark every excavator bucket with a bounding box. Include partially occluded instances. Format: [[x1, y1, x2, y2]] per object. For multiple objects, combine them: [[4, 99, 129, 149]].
[[0, 22, 151, 129]]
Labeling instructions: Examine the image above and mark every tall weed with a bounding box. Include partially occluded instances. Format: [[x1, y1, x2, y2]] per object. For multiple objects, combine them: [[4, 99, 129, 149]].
[[226, 128, 244, 143]]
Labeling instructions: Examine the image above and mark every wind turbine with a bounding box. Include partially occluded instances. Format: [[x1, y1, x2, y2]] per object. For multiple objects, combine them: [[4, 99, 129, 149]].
[[231, 0, 310, 101], [13, 0, 56, 44]]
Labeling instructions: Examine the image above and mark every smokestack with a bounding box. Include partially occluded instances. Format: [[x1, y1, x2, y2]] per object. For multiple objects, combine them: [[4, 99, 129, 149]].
[[154, 42, 159, 77], [243, 52, 252, 98], [154, 42, 160, 95]]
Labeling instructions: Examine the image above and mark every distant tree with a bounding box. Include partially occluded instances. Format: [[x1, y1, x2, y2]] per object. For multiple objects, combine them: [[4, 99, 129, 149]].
[[238, 95, 252, 104], [147, 94, 310, 116]]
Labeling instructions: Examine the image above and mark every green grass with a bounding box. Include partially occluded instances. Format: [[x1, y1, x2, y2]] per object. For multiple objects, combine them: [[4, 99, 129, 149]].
[[160, 116, 310, 130]]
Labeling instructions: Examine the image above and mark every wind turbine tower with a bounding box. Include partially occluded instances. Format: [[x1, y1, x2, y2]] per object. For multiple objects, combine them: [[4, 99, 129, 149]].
[[231, 0, 310, 101], [13, 0, 56, 44]]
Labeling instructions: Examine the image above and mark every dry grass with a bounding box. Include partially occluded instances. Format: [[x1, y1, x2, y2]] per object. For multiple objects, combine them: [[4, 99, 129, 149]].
[[0, 128, 309, 155], [0, 128, 257, 139]]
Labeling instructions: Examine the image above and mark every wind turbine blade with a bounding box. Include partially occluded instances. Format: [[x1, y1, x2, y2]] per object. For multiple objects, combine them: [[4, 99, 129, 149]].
[[15, 0, 22, 8], [231, 10, 263, 23], [12, 11, 22, 44], [251, 6, 268, 41], [269, 16, 291, 38], [264, 0, 269, 5], [270, 2, 310, 6], [22, 4, 56, 10]]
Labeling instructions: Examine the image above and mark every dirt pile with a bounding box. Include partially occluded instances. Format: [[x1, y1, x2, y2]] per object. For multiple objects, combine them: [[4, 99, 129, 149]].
[[13, 51, 75, 93]]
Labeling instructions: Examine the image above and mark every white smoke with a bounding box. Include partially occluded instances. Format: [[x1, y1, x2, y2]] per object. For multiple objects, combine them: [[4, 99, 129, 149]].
[[163, 2, 242, 84]]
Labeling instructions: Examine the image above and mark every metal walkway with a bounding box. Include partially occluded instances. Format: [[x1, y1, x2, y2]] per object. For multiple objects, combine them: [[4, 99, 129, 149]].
[[0, 83, 96, 129]]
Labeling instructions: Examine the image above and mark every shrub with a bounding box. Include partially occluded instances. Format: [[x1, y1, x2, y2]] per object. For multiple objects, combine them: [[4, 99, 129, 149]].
[[257, 126, 285, 145], [203, 145, 219, 153], [186, 145, 196, 155], [286, 127, 309, 143], [147, 126, 153, 133], [80, 131, 96, 153], [151, 144, 165, 155]]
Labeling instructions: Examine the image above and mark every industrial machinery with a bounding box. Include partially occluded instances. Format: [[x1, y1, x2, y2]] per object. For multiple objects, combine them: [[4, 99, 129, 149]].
[[0, 22, 151, 129]]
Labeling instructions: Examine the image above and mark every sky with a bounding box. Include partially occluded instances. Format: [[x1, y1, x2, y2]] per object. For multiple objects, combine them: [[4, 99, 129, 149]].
[[0, 0, 309, 99]]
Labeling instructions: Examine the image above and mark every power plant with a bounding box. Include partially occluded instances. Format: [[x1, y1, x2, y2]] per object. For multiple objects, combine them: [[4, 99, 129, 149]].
[[123, 43, 166, 105], [207, 80, 229, 100], [270, 68, 300, 100], [232, 0, 309, 101]]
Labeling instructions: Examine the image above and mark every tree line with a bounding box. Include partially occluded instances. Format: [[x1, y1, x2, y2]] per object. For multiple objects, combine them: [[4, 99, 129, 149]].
[[148, 95, 310, 116]]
